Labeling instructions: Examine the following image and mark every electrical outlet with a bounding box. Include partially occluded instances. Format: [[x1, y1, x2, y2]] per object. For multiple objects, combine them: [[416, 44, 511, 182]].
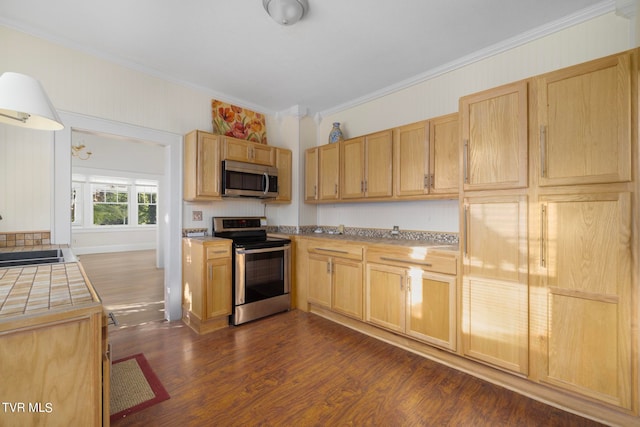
[[391, 225, 400, 235], [192, 210, 203, 221]]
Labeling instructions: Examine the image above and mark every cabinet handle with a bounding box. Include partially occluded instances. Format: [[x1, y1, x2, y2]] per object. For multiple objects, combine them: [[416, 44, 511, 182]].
[[540, 125, 547, 178], [463, 139, 469, 184], [424, 175, 429, 189], [314, 185, 317, 197], [400, 276, 404, 291], [540, 204, 547, 267], [430, 173, 434, 189], [364, 180, 367, 192], [335, 183, 338, 195], [380, 256, 433, 268], [463, 204, 469, 257], [360, 180, 364, 193], [326, 259, 331, 274], [406, 276, 411, 293], [314, 247, 349, 254]]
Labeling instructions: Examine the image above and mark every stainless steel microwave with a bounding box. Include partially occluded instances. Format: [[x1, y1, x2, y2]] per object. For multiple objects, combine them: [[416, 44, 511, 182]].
[[221, 160, 278, 199]]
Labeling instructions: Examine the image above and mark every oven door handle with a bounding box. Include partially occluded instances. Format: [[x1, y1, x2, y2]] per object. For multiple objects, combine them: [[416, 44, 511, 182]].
[[236, 244, 290, 255]]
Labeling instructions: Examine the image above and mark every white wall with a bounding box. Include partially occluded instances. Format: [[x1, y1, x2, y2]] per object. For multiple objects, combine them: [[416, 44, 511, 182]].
[[314, 11, 632, 233], [0, 124, 51, 232]]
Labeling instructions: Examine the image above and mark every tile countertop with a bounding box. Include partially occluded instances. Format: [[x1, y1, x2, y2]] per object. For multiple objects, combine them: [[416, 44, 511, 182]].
[[0, 246, 100, 323]]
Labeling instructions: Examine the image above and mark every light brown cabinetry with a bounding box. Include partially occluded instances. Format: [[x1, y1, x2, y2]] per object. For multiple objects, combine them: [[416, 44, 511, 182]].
[[184, 130, 221, 201], [341, 130, 393, 199], [222, 136, 275, 166], [305, 144, 340, 202], [304, 147, 319, 201], [266, 147, 292, 203], [532, 191, 633, 409], [394, 115, 459, 198], [461, 195, 529, 374], [182, 238, 232, 334], [460, 81, 528, 190], [535, 52, 632, 186], [307, 241, 364, 320], [429, 113, 460, 194], [366, 246, 457, 351], [0, 266, 106, 426]]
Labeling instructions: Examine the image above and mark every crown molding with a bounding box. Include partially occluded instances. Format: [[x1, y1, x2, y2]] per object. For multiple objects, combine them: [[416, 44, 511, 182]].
[[318, 0, 616, 118]]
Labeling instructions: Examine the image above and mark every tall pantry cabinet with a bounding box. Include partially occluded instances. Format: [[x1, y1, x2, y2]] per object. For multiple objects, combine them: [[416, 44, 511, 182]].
[[459, 79, 530, 375], [529, 50, 635, 411], [459, 49, 637, 414]]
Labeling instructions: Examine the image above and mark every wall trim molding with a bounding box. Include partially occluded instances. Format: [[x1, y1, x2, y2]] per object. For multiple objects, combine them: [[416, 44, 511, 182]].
[[317, 1, 617, 118]]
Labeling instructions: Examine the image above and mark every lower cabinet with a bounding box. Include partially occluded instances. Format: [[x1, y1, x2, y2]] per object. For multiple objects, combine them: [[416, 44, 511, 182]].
[[365, 246, 457, 351], [307, 242, 364, 320], [182, 237, 232, 334]]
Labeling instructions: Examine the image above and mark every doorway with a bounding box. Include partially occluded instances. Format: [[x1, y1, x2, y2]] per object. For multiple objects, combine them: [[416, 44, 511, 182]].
[[52, 112, 183, 322]]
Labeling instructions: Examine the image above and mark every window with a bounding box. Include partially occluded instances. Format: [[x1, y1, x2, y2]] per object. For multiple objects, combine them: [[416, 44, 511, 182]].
[[92, 183, 129, 225], [137, 185, 157, 225], [72, 174, 158, 228]]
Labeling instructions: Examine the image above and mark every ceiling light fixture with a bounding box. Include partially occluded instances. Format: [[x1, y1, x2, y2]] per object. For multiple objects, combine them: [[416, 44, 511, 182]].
[[263, 0, 308, 25], [0, 72, 64, 131]]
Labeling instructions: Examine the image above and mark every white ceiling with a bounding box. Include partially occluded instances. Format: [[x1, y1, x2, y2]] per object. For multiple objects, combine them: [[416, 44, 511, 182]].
[[0, 0, 613, 116]]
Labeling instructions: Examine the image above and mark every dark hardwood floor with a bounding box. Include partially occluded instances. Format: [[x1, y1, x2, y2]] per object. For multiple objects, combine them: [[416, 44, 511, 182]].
[[109, 310, 604, 427]]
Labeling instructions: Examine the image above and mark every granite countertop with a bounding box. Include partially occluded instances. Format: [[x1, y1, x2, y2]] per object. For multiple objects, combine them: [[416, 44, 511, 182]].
[[280, 231, 459, 253]]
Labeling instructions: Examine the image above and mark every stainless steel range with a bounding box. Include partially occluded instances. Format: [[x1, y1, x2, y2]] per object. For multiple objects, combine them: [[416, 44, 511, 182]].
[[213, 216, 291, 325]]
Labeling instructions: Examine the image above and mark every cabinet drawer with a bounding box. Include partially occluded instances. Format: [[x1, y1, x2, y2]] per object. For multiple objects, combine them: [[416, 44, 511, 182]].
[[206, 244, 232, 259], [367, 246, 456, 275], [308, 241, 363, 261]]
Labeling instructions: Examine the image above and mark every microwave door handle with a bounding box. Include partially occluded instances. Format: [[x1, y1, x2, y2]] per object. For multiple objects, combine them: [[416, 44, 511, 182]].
[[263, 172, 270, 195]]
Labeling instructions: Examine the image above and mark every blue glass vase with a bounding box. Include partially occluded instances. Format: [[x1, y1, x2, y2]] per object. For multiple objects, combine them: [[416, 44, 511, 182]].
[[328, 122, 344, 144]]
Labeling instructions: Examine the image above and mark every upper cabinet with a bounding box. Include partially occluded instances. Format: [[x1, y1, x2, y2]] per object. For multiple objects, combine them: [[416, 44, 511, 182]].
[[430, 113, 459, 194], [393, 115, 459, 198], [266, 148, 292, 204], [534, 52, 632, 186], [222, 136, 275, 166], [184, 130, 221, 201], [305, 144, 340, 202], [304, 147, 319, 201], [460, 81, 528, 191], [341, 130, 393, 199], [394, 121, 429, 197], [319, 143, 340, 201]]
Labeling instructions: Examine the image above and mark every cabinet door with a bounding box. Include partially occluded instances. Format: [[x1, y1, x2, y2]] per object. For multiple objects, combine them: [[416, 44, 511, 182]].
[[270, 148, 292, 203], [205, 257, 232, 319], [460, 81, 528, 190], [197, 133, 221, 198], [223, 137, 251, 162], [304, 148, 318, 201], [251, 143, 275, 166], [395, 121, 429, 197], [538, 192, 632, 409], [430, 113, 459, 194], [406, 270, 456, 351], [365, 130, 393, 198], [341, 137, 365, 199], [537, 52, 631, 186], [319, 143, 340, 200], [332, 258, 363, 320], [462, 195, 528, 374], [365, 263, 405, 333], [307, 254, 332, 307]]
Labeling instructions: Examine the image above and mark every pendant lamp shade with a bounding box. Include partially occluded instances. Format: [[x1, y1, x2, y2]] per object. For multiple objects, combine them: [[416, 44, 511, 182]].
[[0, 72, 64, 131]]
